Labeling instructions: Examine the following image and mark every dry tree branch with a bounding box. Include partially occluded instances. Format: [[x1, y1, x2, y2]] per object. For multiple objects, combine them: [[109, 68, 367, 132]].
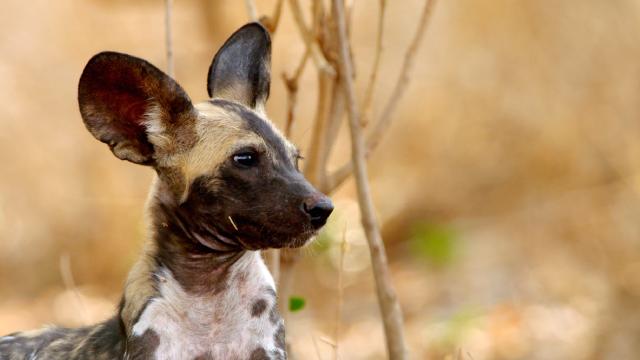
[[303, 73, 333, 187], [332, 0, 407, 358], [312, 0, 324, 31], [326, 0, 437, 192], [319, 82, 346, 190], [60, 253, 90, 325], [325, 160, 351, 193], [312, 335, 325, 360], [345, 0, 357, 32], [314, 1, 347, 192], [164, 0, 174, 77], [261, 0, 285, 33], [361, 0, 386, 126], [334, 226, 348, 360], [244, 0, 259, 22], [368, 0, 437, 152], [283, 48, 311, 136], [288, 0, 336, 76]]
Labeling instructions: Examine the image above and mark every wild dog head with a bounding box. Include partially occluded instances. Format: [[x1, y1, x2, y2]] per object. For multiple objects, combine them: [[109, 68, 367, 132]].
[[78, 23, 333, 250]]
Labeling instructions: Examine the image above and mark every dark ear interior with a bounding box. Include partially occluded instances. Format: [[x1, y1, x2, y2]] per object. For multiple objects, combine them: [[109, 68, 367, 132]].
[[207, 22, 271, 109], [78, 52, 194, 165]]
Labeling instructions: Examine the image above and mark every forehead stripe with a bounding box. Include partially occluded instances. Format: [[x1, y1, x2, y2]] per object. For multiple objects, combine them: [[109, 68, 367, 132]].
[[209, 99, 292, 162]]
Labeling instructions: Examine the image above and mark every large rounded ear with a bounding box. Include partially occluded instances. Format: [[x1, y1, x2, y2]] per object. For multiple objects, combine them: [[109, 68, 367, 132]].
[[78, 52, 194, 165], [207, 22, 271, 111]]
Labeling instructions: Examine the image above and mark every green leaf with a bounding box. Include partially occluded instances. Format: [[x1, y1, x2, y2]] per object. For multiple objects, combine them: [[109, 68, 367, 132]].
[[313, 230, 333, 253], [409, 222, 457, 267], [289, 296, 306, 312]]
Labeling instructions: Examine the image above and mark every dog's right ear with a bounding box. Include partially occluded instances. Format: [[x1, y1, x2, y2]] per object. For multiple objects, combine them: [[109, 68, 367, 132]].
[[78, 52, 194, 165]]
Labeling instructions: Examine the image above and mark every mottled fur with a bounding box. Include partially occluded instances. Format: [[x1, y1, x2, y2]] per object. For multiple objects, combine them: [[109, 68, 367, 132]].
[[1, 23, 332, 360]]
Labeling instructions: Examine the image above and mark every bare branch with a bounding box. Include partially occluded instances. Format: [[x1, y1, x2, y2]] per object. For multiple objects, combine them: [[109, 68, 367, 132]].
[[282, 79, 298, 138], [288, 0, 336, 76], [332, 0, 407, 358], [312, 0, 325, 31], [283, 49, 311, 136], [244, 0, 259, 22], [334, 226, 348, 360], [303, 73, 332, 187], [320, 81, 346, 174], [367, 0, 437, 151], [324, 160, 352, 193], [345, 0, 357, 31], [312, 335, 324, 360], [262, 0, 285, 33], [60, 253, 90, 325], [361, 0, 386, 126], [325, 0, 438, 192], [164, 0, 174, 77]]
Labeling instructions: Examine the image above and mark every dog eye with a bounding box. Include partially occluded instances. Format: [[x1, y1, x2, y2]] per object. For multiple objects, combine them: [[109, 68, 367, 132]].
[[233, 151, 259, 168]]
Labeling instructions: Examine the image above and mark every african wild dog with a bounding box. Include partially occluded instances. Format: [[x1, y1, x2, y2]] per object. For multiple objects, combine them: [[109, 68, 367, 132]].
[[0, 22, 333, 360]]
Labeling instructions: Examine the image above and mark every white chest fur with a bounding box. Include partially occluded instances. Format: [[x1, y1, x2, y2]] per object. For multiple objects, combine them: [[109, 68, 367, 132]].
[[130, 251, 284, 360]]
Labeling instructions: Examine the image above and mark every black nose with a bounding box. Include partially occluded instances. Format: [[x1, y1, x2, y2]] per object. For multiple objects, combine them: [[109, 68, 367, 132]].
[[303, 196, 334, 228]]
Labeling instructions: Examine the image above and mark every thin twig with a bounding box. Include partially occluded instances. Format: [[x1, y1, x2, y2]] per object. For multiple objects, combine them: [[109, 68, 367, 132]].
[[332, 0, 407, 358], [335, 225, 348, 360], [361, 0, 386, 126], [283, 49, 311, 136], [60, 253, 90, 325], [345, 0, 357, 33], [319, 336, 337, 347], [244, 0, 259, 22], [303, 73, 332, 186], [345, 0, 356, 21], [262, 0, 285, 33], [320, 80, 346, 176], [164, 0, 174, 77], [367, 0, 437, 153], [312, 0, 324, 32], [325, 0, 438, 192], [282, 76, 297, 138], [288, 0, 336, 76], [312, 335, 325, 360], [325, 162, 351, 192]]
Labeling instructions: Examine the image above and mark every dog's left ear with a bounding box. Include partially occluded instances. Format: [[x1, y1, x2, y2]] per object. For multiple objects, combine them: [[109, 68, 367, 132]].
[[207, 22, 271, 111]]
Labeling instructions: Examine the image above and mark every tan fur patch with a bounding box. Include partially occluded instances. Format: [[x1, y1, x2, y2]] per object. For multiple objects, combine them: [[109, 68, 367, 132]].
[[120, 178, 164, 335], [180, 103, 265, 193], [121, 242, 158, 336]]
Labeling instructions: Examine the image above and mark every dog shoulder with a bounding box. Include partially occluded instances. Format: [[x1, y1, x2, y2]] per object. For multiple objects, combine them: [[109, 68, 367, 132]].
[[0, 317, 124, 360]]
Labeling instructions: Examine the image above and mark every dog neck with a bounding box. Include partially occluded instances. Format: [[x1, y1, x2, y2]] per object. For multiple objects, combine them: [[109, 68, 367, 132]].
[[118, 177, 285, 359]]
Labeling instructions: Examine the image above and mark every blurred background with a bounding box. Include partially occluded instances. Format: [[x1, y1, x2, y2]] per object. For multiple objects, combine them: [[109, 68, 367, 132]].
[[2, 0, 640, 359]]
